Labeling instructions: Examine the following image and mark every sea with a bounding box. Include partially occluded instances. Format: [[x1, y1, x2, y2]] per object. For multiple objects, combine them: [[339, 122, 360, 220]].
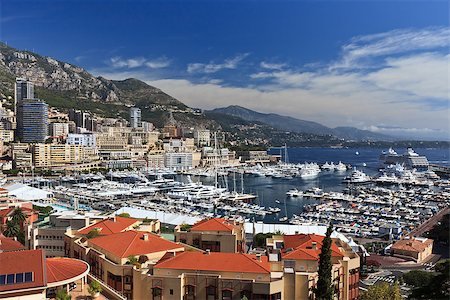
[[179, 147, 450, 223]]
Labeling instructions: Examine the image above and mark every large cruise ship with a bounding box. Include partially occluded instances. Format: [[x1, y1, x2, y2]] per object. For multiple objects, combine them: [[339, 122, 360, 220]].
[[379, 147, 429, 171]]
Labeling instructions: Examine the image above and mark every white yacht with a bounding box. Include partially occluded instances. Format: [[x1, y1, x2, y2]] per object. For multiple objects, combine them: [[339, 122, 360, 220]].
[[335, 162, 347, 172], [343, 169, 371, 184], [286, 189, 304, 197]]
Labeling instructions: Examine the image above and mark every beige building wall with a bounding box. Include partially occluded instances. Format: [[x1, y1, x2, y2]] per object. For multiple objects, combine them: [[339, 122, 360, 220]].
[[33, 144, 95, 167]]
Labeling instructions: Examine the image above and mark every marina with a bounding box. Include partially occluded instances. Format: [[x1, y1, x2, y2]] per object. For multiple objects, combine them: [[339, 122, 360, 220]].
[[9, 147, 450, 240]]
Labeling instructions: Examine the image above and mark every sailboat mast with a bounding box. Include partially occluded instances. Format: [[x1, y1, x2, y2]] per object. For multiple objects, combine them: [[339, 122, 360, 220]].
[[214, 132, 218, 188]]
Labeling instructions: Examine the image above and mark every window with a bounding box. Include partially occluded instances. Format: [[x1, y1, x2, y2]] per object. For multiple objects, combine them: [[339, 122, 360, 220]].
[[7, 274, 14, 284], [24, 272, 33, 283], [152, 287, 162, 300], [222, 289, 233, 300], [0, 275, 5, 285], [206, 285, 216, 300], [170, 289, 174, 295], [185, 285, 195, 300], [15, 273, 24, 283]]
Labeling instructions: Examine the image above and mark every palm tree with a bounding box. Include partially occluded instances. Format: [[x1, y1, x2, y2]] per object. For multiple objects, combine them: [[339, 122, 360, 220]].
[[11, 208, 26, 225], [3, 220, 20, 238]]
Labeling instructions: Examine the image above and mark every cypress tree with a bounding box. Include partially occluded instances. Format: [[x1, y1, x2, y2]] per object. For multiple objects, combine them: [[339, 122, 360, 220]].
[[314, 223, 334, 300]]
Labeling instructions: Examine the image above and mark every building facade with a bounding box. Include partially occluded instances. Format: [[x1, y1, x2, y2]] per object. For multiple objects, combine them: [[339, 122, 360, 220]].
[[14, 78, 34, 114], [16, 98, 48, 143], [130, 108, 142, 129], [174, 218, 246, 253]]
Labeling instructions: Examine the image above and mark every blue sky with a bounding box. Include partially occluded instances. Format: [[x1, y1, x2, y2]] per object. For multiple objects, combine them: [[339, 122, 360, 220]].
[[1, 0, 449, 140]]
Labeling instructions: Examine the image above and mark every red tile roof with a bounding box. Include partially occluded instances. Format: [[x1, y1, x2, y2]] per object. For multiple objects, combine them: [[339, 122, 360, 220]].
[[0, 207, 35, 218], [392, 238, 433, 253], [0, 234, 26, 252], [155, 251, 271, 274], [78, 216, 138, 235], [88, 230, 182, 258], [281, 234, 343, 260], [46, 258, 89, 283], [191, 218, 234, 232], [0, 249, 46, 292]]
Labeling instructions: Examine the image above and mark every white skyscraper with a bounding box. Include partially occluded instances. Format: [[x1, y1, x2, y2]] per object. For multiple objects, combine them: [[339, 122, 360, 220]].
[[130, 107, 142, 128]]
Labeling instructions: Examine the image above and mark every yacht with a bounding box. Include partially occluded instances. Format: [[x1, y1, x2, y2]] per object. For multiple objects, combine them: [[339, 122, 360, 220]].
[[335, 162, 347, 172], [286, 189, 304, 197], [343, 169, 371, 184]]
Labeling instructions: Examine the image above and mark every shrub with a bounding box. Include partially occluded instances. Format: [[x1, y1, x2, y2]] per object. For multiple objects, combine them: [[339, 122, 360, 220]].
[[88, 280, 102, 296]]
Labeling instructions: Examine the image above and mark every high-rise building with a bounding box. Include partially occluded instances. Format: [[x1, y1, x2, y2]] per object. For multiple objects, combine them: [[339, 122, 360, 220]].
[[130, 107, 142, 128], [16, 98, 48, 143], [14, 78, 34, 113]]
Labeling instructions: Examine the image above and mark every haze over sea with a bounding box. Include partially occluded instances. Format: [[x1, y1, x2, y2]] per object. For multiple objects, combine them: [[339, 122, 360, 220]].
[[184, 147, 449, 223]]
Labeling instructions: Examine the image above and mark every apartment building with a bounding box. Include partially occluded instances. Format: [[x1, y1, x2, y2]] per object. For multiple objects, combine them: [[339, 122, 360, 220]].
[[174, 218, 246, 253], [48, 122, 69, 138], [32, 143, 97, 168], [266, 233, 360, 300], [66, 133, 96, 147], [11, 143, 33, 169], [194, 129, 211, 147], [65, 230, 184, 299], [138, 251, 282, 300], [201, 147, 239, 167], [0, 130, 14, 143], [26, 210, 107, 258]]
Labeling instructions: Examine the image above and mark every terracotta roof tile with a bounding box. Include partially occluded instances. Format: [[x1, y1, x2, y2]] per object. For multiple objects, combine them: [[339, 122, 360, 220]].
[[281, 234, 343, 260], [391, 238, 433, 253], [46, 257, 89, 283], [0, 234, 26, 252], [78, 216, 138, 235], [0, 249, 46, 292], [155, 251, 270, 274], [0, 207, 35, 218], [191, 218, 234, 232], [88, 230, 182, 258]]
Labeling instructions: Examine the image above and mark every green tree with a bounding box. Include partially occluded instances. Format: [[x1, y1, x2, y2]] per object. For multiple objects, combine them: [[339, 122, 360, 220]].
[[403, 270, 434, 287], [3, 220, 20, 238], [117, 212, 131, 218], [314, 224, 334, 300], [360, 282, 402, 300], [253, 233, 273, 248], [56, 289, 71, 300], [127, 255, 139, 265], [11, 208, 26, 225], [86, 229, 100, 239], [408, 259, 450, 299]]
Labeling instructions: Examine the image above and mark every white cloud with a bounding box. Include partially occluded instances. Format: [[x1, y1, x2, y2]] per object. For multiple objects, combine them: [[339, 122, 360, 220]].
[[333, 27, 450, 69], [366, 52, 449, 100], [109, 56, 171, 69], [145, 56, 172, 69], [187, 53, 249, 73], [147, 78, 449, 140], [260, 61, 286, 70], [95, 27, 450, 140]]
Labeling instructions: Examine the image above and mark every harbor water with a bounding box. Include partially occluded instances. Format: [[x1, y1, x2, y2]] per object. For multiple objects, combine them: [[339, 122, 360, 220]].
[[181, 147, 450, 223]]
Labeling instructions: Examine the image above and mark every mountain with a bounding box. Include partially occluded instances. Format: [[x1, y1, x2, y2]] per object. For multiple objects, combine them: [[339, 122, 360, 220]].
[[210, 105, 331, 135], [0, 42, 193, 127], [209, 105, 394, 141], [0, 42, 392, 144]]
